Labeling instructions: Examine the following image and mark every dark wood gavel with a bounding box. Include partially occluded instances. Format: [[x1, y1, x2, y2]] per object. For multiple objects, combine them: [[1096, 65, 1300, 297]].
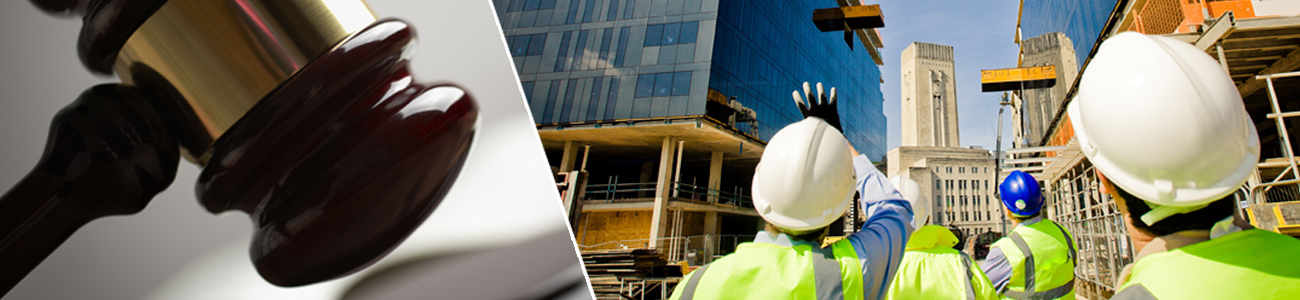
[[1, 0, 478, 294]]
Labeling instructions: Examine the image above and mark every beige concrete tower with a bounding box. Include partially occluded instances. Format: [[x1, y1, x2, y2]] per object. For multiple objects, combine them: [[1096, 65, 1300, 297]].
[[901, 42, 960, 147], [1018, 32, 1078, 147]]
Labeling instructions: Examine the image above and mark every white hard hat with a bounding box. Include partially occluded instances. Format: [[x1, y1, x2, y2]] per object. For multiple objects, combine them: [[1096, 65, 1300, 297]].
[[890, 176, 928, 228], [752, 118, 856, 232], [1068, 32, 1259, 207]]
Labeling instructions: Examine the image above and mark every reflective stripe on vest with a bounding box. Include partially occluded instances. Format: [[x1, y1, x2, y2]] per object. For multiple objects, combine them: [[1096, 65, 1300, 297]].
[[959, 252, 976, 300], [678, 245, 845, 300], [998, 221, 1075, 300], [679, 264, 712, 300], [1110, 284, 1157, 300]]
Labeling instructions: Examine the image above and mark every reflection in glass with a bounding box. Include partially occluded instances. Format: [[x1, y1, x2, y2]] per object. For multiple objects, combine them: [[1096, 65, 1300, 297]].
[[614, 27, 630, 67], [635, 75, 654, 98], [555, 31, 573, 72], [509, 35, 529, 56], [663, 23, 680, 45], [653, 73, 672, 97]]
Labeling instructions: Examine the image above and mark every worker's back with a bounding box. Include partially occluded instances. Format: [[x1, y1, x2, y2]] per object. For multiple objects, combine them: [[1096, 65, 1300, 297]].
[[989, 217, 1075, 300], [669, 238, 862, 300], [1115, 229, 1300, 299], [887, 225, 997, 300]]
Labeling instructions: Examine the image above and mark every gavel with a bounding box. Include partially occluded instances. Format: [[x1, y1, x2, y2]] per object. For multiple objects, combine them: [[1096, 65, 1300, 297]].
[[0, 0, 478, 294]]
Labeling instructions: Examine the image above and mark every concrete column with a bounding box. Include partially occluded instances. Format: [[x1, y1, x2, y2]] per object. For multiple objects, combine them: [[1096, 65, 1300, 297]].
[[637, 162, 655, 198], [707, 151, 723, 203], [703, 212, 718, 235], [649, 137, 677, 248], [559, 141, 580, 173]]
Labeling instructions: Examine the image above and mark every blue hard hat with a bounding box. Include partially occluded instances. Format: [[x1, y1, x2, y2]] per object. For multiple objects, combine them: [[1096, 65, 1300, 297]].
[[999, 170, 1042, 216]]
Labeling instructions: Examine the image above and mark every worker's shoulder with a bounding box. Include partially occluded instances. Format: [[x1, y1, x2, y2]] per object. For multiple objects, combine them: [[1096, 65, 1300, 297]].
[[1137, 229, 1300, 273]]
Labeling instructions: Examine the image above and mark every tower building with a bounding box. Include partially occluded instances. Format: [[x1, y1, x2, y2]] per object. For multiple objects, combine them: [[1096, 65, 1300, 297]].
[[900, 42, 960, 147]]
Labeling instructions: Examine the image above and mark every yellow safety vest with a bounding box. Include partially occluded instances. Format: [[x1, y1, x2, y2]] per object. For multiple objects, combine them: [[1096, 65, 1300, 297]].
[[1112, 229, 1300, 299], [989, 218, 1076, 300], [669, 238, 863, 300], [887, 225, 998, 300]]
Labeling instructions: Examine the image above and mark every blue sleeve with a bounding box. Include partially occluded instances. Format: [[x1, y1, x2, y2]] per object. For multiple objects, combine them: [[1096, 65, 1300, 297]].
[[980, 247, 1012, 292], [845, 154, 913, 300]]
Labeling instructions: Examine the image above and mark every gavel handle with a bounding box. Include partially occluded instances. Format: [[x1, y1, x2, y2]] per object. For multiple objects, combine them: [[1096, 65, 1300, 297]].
[[0, 172, 96, 295], [0, 85, 179, 296]]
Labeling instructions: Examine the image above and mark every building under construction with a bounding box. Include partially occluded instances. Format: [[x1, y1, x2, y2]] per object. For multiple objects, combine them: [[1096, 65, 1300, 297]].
[[1008, 1, 1300, 299], [495, 0, 888, 298]]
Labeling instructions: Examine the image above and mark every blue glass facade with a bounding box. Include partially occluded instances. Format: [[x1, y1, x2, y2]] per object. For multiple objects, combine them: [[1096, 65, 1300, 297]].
[[709, 0, 885, 159], [495, 0, 887, 159], [1019, 0, 1120, 66]]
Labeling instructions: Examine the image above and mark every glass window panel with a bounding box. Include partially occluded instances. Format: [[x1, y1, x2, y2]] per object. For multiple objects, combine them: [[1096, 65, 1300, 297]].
[[561, 79, 579, 122], [582, 0, 597, 22], [614, 27, 629, 67], [671, 71, 691, 96], [527, 33, 547, 55], [572, 30, 589, 70], [554, 31, 572, 71], [524, 0, 541, 10], [520, 81, 536, 103], [506, 36, 520, 56], [508, 0, 527, 12], [604, 77, 619, 119], [540, 0, 556, 9], [566, 0, 581, 23], [543, 80, 562, 122], [644, 24, 663, 47], [632, 96, 651, 118], [597, 29, 613, 69], [662, 23, 681, 45], [635, 74, 655, 98], [623, 0, 635, 19], [586, 77, 603, 120], [680, 21, 698, 44], [653, 73, 672, 97], [510, 35, 530, 56], [606, 0, 619, 21]]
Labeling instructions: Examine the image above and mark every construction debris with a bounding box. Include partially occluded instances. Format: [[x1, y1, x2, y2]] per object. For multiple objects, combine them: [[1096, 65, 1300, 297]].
[[582, 249, 684, 300]]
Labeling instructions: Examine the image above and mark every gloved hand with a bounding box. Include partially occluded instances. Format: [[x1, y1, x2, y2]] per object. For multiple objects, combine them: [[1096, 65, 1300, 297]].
[[792, 82, 842, 133]]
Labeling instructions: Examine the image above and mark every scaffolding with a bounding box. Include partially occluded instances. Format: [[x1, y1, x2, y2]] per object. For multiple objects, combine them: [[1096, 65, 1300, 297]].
[[1044, 163, 1134, 300], [1246, 71, 1300, 236]]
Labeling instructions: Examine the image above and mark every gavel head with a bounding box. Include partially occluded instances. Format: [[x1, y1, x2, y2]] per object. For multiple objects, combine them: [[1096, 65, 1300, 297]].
[[33, 0, 478, 286]]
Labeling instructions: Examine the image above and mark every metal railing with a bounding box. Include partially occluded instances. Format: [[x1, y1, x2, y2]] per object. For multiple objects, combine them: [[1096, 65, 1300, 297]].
[[1045, 164, 1134, 300], [1252, 71, 1300, 204], [671, 182, 754, 209], [584, 176, 657, 201], [619, 277, 680, 300], [1253, 179, 1300, 205], [578, 234, 756, 265], [582, 176, 754, 209]]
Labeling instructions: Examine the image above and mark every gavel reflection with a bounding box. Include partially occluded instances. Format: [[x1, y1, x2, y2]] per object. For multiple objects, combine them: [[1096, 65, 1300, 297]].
[[0, 0, 478, 294]]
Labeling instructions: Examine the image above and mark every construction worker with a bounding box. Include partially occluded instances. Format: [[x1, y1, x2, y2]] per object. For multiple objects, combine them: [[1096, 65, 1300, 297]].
[[1070, 32, 1300, 299], [668, 83, 912, 300], [980, 170, 1076, 300], [886, 177, 999, 300]]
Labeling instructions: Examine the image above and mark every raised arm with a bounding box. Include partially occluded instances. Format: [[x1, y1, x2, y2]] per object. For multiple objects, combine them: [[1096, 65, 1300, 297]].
[[845, 154, 913, 300], [792, 81, 912, 299]]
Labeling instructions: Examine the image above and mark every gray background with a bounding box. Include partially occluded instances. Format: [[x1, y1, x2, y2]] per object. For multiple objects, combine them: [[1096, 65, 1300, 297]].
[[0, 1, 578, 299]]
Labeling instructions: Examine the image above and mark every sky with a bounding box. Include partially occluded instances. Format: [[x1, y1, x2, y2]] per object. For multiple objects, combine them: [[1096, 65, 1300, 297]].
[[871, 0, 1023, 151]]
